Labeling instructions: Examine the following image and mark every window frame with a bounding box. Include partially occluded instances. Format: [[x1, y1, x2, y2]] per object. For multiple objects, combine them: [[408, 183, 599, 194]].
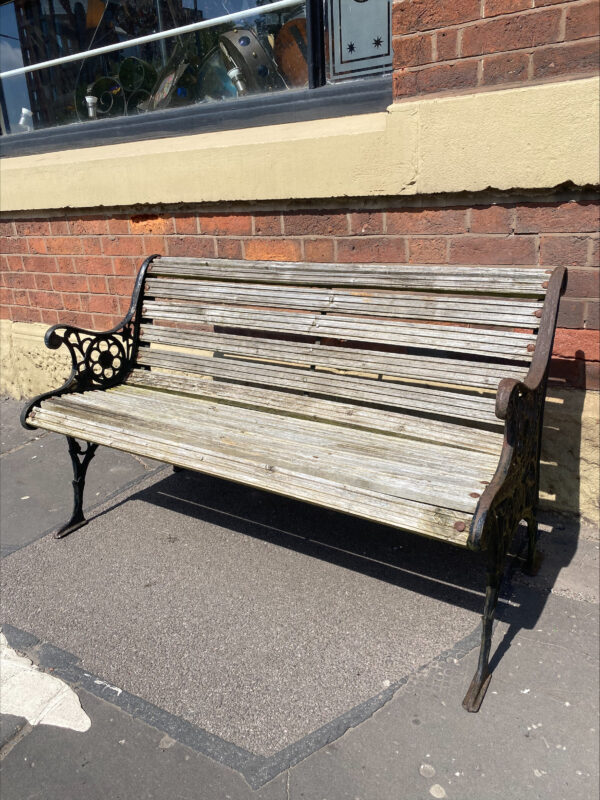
[[0, 0, 392, 158]]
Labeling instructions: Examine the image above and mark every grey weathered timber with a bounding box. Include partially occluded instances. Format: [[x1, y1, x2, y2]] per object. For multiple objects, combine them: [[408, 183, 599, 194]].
[[21, 255, 566, 713]]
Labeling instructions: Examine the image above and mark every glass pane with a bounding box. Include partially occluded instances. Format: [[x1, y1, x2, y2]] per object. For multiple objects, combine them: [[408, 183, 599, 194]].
[[325, 0, 392, 83], [0, 0, 309, 134]]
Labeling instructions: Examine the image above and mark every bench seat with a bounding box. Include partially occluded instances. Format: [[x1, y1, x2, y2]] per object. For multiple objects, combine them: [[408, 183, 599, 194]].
[[31, 381, 505, 546]]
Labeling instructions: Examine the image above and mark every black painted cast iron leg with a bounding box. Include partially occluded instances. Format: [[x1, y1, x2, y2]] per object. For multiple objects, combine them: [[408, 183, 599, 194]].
[[523, 514, 544, 576], [462, 567, 502, 712], [55, 436, 99, 539]]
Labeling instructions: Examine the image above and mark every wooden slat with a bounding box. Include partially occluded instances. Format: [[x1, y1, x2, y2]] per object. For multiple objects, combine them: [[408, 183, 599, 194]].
[[149, 258, 550, 296], [29, 401, 475, 543], [142, 301, 536, 361], [125, 370, 504, 455], [140, 325, 528, 390], [144, 278, 543, 327], [137, 348, 500, 424]]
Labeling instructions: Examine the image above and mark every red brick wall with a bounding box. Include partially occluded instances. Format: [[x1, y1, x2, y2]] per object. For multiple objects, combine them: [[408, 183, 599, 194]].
[[1, 197, 598, 388], [392, 0, 600, 98]]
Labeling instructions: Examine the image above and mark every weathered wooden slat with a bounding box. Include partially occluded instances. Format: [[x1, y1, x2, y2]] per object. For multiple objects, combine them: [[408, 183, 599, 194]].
[[125, 370, 504, 455], [30, 403, 474, 542], [140, 325, 529, 390], [137, 348, 499, 424], [65, 386, 499, 478], [148, 258, 549, 296], [144, 278, 543, 327], [142, 301, 536, 361]]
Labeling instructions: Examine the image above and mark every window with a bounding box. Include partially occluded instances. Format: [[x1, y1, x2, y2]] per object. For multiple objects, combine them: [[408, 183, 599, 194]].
[[0, 0, 392, 148]]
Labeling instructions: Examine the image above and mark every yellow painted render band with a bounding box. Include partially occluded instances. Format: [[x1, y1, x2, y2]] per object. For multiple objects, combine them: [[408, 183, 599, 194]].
[[1, 77, 598, 211]]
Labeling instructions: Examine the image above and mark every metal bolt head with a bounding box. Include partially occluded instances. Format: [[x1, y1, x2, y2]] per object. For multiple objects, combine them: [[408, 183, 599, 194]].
[[454, 521, 466, 532]]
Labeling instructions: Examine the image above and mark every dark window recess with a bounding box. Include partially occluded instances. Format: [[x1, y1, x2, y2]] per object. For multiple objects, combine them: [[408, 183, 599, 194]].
[[0, 0, 392, 154]]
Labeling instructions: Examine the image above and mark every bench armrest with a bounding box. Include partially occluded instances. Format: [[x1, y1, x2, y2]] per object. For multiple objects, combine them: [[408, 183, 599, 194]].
[[469, 266, 567, 553], [21, 254, 159, 430]]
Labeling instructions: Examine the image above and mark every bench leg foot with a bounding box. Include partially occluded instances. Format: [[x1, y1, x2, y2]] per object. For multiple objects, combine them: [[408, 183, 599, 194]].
[[462, 569, 501, 713], [55, 437, 98, 540], [523, 515, 543, 576]]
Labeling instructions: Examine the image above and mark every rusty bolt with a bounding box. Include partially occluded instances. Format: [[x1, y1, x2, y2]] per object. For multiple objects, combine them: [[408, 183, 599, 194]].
[[534, 310, 542, 318], [542, 281, 549, 289], [454, 521, 466, 532], [527, 343, 536, 352], [470, 492, 481, 498]]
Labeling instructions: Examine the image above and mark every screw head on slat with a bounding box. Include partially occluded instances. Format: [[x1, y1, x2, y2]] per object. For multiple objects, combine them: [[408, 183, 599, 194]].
[[454, 521, 466, 532], [469, 492, 481, 498], [534, 310, 542, 318], [542, 281, 549, 289], [527, 344, 536, 352]]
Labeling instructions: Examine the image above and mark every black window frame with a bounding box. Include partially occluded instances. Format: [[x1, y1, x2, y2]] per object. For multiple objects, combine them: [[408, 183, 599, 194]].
[[0, 0, 392, 158]]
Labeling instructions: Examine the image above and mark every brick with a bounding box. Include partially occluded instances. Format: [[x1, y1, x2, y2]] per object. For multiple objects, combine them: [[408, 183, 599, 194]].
[[0, 221, 16, 237], [435, 28, 458, 60], [79, 256, 113, 275], [69, 218, 109, 236], [102, 236, 144, 256], [304, 239, 335, 262], [564, 268, 600, 298], [253, 213, 282, 235], [283, 212, 348, 236], [107, 277, 134, 296], [4, 273, 36, 289], [482, 51, 530, 85], [548, 355, 584, 387], [34, 274, 52, 290], [198, 214, 252, 236], [81, 238, 103, 255], [130, 214, 175, 235], [392, 0, 480, 35], [14, 220, 50, 236], [13, 290, 30, 306], [515, 202, 599, 232], [553, 327, 600, 361], [166, 237, 216, 258], [336, 237, 406, 263], [408, 237, 448, 263], [59, 311, 94, 329], [83, 294, 121, 315], [92, 314, 120, 330], [52, 274, 89, 293], [112, 257, 138, 276], [349, 212, 385, 235], [40, 308, 60, 325], [470, 205, 513, 233], [483, 0, 532, 17], [461, 9, 562, 57], [2, 237, 29, 254], [387, 207, 467, 235], [565, 0, 600, 40], [216, 238, 243, 259], [557, 298, 586, 328], [29, 290, 63, 309], [10, 306, 42, 323], [49, 219, 69, 235], [585, 300, 599, 329], [0, 288, 15, 306], [62, 294, 82, 311], [244, 238, 302, 262], [5, 255, 23, 271], [533, 39, 600, 78], [590, 237, 599, 267], [394, 60, 479, 98], [22, 256, 57, 273], [393, 33, 433, 68], [46, 237, 82, 255], [143, 236, 166, 255], [174, 215, 199, 235], [108, 218, 130, 234], [88, 276, 108, 293], [449, 235, 536, 264], [56, 256, 75, 273], [541, 235, 594, 267]]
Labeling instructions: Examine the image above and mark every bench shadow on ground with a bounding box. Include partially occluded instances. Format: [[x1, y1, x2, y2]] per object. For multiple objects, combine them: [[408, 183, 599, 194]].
[[83, 375, 584, 680]]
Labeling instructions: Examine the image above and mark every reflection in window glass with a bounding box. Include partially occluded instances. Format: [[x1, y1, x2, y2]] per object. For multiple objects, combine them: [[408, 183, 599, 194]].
[[0, 0, 310, 132]]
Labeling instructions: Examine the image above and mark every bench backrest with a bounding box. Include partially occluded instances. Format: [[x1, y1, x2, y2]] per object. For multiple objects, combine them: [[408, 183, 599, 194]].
[[131, 258, 552, 430]]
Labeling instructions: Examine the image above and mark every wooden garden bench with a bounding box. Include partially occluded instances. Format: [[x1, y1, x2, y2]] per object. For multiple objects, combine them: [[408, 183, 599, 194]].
[[22, 255, 566, 711]]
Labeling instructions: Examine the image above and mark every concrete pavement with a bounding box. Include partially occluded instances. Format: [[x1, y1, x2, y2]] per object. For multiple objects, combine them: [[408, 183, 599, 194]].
[[1, 397, 598, 798]]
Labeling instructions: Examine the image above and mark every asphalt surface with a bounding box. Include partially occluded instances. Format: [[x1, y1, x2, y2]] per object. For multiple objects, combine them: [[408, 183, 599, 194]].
[[1, 397, 598, 798]]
